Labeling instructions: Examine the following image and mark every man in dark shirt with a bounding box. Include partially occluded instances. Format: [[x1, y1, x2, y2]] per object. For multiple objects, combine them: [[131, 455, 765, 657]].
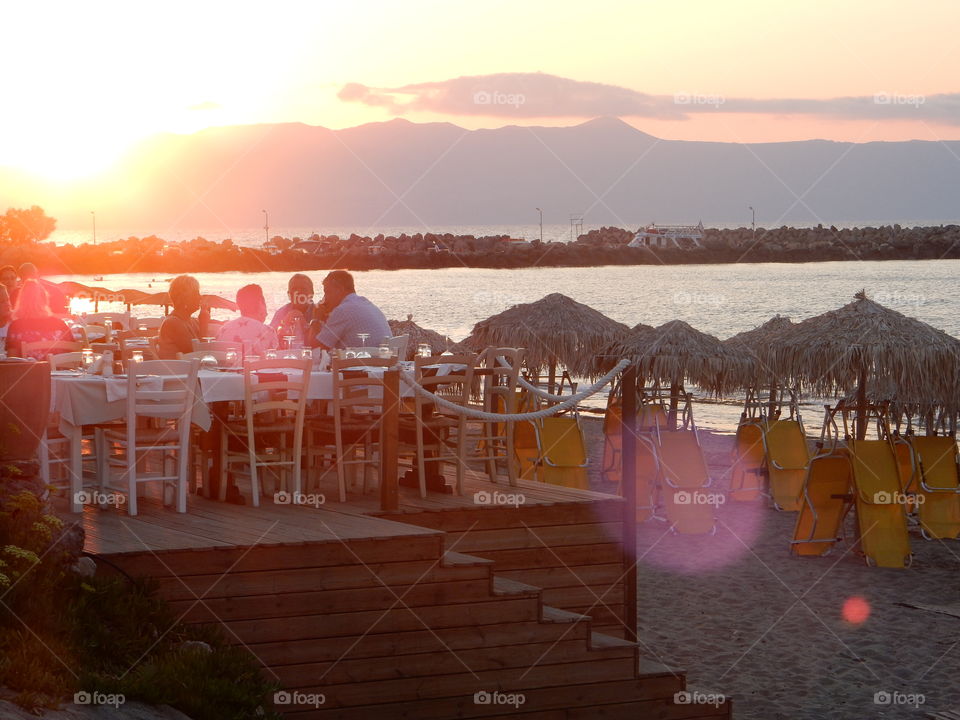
[[158, 275, 210, 359]]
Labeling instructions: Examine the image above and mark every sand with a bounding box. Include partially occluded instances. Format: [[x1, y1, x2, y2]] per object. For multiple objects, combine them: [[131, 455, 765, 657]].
[[580, 417, 960, 720]]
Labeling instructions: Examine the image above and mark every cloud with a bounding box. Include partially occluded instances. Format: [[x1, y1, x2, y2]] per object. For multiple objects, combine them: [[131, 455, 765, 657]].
[[338, 72, 960, 125], [188, 100, 222, 111]]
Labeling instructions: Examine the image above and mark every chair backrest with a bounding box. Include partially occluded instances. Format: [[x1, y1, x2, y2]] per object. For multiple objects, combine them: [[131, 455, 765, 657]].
[[125, 357, 200, 426], [331, 357, 394, 418], [414, 353, 476, 410], [179, 349, 232, 366], [387, 334, 410, 361], [50, 351, 100, 370], [476, 347, 525, 413], [89, 341, 120, 355], [129, 316, 163, 330], [84, 312, 130, 330], [121, 346, 159, 366], [242, 358, 311, 428], [193, 339, 244, 355], [21, 339, 83, 360]]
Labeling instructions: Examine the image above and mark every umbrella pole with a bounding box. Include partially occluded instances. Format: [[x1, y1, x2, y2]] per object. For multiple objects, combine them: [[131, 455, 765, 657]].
[[768, 381, 777, 419], [855, 364, 868, 440], [548, 361, 557, 397], [620, 364, 638, 643], [669, 382, 681, 431]]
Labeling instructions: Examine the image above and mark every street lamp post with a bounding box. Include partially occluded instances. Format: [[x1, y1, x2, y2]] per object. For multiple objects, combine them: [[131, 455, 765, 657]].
[[535, 207, 543, 243], [91, 210, 96, 245], [749, 205, 756, 238], [262, 209, 269, 244]]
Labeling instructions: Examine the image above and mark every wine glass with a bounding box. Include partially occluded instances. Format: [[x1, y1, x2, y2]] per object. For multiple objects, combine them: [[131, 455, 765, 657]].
[[81, 348, 95, 373], [131, 350, 144, 364], [357, 332, 369, 348], [418, 343, 432, 358], [265, 349, 278, 360], [225, 349, 239, 368], [282, 334, 296, 350], [200, 354, 218, 371]]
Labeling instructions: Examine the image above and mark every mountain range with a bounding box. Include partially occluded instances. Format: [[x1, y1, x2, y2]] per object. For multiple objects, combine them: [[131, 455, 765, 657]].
[[5, 117, 960, 231]]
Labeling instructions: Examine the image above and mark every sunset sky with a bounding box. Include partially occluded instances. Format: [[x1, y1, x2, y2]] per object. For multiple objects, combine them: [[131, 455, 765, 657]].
[[2, 0, 958, 185]]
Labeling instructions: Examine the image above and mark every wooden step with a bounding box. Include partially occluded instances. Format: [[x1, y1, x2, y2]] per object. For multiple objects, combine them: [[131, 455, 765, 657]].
[[443, 550, 494, 567], [492, 575, 541, 597], [588, 631, 635, 651], [638, 655, 684, 679], [541, 605, 592, 624]]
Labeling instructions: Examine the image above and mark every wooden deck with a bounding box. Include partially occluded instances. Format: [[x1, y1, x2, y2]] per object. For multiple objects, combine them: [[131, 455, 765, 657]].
[[69, 469, 732, 719]]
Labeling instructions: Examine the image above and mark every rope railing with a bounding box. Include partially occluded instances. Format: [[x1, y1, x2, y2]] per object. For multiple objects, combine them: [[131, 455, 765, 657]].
[[398, 359, 629, 422]]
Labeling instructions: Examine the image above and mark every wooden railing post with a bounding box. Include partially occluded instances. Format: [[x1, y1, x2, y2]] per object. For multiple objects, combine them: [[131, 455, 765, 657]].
[[621, 364, 638, 643], [380, 368, 400, 512]]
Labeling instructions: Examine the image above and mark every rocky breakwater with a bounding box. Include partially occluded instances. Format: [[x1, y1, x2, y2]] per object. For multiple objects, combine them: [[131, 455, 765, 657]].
[[9, 224, 960, 277]]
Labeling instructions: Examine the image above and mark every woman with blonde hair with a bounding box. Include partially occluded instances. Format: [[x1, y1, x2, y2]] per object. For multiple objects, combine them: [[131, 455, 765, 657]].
[[5, 279, 73, 359]]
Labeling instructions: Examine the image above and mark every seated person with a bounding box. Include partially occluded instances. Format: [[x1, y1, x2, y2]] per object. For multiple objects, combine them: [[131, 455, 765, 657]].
[[18, 262, 69, 315], [158, 275, 209, 359], [217, 284, 277, 357], [312, 270, 390, 351], [270, 273, 315, 347], [5, 280, 73, 359]]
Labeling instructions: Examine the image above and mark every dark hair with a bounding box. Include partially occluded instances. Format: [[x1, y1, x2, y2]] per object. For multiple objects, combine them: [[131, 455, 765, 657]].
[[236, 284, 265, 314], [323, 269, 355, 294]]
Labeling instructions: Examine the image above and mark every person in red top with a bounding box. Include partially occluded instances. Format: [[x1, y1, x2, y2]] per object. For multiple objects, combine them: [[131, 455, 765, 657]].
[[5, 280, 73, 359], [158, 275, 210, 359]]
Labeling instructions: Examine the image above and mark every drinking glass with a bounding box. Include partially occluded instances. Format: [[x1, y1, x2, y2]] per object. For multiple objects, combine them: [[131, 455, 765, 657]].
[[225, 350, 239, 367], [200, 354, 218, 371], [357, 332, 369, 346], [282, 335, 296, 350], [301, 348, 313, 361], [81, 348, 95, 373], [418, 343, 432, 358], [265, 349, 278, 360], [378, 341, 392, 359], [131, 350, 144, 364]]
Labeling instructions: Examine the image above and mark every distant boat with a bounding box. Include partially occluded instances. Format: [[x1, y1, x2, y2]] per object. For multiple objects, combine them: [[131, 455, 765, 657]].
[[629, 221, 705, 249], [93, 276, 104, 281]]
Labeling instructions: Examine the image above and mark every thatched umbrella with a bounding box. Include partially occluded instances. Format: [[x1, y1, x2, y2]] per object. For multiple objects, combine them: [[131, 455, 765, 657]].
[[764, 290, 960, 439], [388, 315, 462, 360], [724, 315, 795, 415], [468, 293, 629, 392], [131, 291, 237, 313], [597, 319, 744, 427]]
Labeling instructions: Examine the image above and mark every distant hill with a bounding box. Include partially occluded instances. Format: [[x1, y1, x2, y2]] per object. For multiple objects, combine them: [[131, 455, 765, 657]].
[[4, 117, 960, 230]]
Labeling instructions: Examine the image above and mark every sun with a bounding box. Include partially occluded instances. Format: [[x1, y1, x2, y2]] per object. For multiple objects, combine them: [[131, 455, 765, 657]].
[[1, 123, 138, 183]]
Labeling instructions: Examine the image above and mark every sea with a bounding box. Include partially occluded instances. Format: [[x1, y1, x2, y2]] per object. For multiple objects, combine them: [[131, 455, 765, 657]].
[[45, 235, 960, 434]]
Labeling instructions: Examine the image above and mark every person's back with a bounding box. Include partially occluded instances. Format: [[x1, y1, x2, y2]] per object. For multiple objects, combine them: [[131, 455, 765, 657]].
[[5, 280, 72, 359], [217, 284, 277, 356], [313, 270, 390, 350]]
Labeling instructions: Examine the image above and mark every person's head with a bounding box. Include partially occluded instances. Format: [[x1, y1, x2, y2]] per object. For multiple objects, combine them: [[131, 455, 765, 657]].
[[0, 265, 16, 290], [18, 262, 38, 281], [168, 275, 201, 315], [321, 270, 355, 309], [236, 284, 267, 323], [287, 273, 313, 310], [13, 279, 51, 321]]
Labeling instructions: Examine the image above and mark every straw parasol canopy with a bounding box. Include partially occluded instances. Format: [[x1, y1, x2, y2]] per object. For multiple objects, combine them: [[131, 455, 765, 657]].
[[468, 293, 629, 380], [388, 315, 462, 360], [764, 290, 960, 436], [131, 291, 238, 311], [723, 314, 794, 388], [597, 319, 744, 395]]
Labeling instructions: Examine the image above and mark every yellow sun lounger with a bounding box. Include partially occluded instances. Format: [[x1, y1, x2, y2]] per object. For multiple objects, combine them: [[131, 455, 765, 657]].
[[602, 401, 658, 521], [764, 419, 810, 511], [536, 415, 590, 490], [849, 439, 911, 568], [730, 419, 767, 501], [910, 435, 960, 540], [791, 448, 854, 557], [658, 430, 716, 534], [513, 419, 539, 482]]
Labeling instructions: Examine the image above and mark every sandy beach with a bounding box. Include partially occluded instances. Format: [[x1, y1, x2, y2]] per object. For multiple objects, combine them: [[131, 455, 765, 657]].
[[581, 417, 960, 719]]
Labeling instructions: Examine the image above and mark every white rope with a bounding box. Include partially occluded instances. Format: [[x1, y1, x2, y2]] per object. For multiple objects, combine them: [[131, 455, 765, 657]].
[[399, 359, 629, 422], [515, 373, 576, 401]]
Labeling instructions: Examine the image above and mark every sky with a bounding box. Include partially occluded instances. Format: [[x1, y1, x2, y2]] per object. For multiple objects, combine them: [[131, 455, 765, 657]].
[[2, 0, 958, 185]]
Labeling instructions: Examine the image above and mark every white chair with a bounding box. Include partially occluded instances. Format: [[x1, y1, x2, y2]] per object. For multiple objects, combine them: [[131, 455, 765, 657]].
[[96, 358, 200, 515], [220, 358, 311, 506], [40, 352, 102, 488]]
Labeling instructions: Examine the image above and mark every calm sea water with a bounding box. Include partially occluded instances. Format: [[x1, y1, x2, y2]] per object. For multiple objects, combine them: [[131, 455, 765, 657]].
[[47, 259, 960, 431]]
